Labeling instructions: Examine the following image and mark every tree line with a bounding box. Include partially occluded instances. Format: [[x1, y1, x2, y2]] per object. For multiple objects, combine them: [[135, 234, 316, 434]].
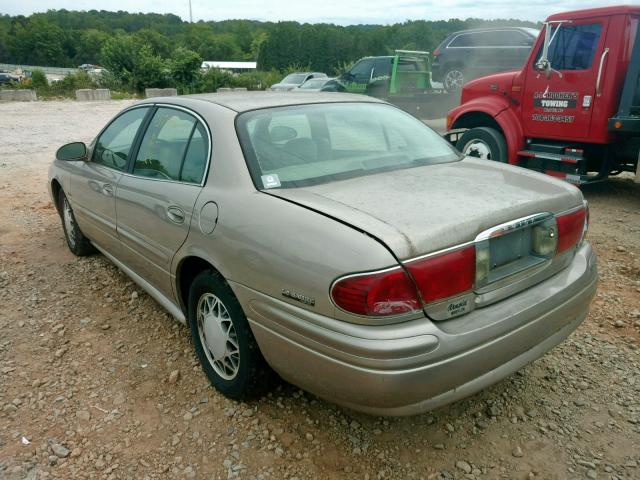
[[0, 10, 536, 94], [0, 10, 538, 93]]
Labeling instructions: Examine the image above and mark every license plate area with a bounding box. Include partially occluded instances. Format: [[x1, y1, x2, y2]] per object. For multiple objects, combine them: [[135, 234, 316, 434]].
[[475, 213, 557, 291], [486, 226, 547, 284]]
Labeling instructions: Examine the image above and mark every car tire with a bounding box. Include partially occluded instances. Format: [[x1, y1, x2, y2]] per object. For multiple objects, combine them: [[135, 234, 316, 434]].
[[456, 127, 508, 163], [58, 190, 96, 256], [188, 270, 271, 400], [443, 67, 465, 93]]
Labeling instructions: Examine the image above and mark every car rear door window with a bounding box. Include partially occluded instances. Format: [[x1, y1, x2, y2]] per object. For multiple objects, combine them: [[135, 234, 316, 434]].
[[539, 23, 603, 70], [134, 108, 197, 181], [93, 107, 149, 171], [180, 123, 209, 184]]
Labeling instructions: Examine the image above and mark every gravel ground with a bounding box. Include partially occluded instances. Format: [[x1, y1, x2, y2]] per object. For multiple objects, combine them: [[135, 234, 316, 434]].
[[0, 100, 639, 480]]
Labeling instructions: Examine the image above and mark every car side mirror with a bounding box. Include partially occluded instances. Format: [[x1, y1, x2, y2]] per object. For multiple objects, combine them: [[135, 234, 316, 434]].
[[56, 142, 87, 161]]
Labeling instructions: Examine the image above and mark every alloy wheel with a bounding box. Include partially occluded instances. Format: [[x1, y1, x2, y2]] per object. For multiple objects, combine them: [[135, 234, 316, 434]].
[[444, 69, 464, 92]]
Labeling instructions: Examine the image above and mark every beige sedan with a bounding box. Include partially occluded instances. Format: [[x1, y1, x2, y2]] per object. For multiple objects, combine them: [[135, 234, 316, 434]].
[[48, 92, 597, 415]]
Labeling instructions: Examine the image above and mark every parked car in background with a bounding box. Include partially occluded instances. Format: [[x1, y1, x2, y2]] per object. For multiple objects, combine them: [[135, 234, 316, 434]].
[[292, 77, 335, 92], [49, 92, 597, 416], [0, 71, 20, 85], [269, 72, 327, 91], [431, 27, 539, 92]]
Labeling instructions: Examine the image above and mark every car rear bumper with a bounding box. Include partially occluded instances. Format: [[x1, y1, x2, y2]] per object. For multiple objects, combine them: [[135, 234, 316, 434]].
[[233, 242, 597, 416]]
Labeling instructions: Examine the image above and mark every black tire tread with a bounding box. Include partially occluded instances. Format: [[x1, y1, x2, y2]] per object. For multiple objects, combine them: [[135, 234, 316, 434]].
[[58, 189, 96, 256], [456, 126, 508, 163], [187, 270, 273, 400]]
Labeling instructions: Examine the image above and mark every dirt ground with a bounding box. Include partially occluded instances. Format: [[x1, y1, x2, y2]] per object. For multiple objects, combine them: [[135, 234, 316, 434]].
[[0, 100, 639, 480]]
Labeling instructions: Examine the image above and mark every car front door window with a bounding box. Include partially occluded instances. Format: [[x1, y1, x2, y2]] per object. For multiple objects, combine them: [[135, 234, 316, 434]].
[[350, 60, 374, 82], [93, 107, 149, 171]]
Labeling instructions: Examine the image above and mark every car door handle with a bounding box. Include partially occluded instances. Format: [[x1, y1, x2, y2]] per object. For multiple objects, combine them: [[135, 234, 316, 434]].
[[102, 184, 114, 196], [166, 205, 185, 224]]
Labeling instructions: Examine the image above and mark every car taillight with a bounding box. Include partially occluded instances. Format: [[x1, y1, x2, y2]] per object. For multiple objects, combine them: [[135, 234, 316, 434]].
[[556, 205, 587, 253], [433, 48, 440, 57], [404, 245, 476, 304], [331, 267, 421, 316]]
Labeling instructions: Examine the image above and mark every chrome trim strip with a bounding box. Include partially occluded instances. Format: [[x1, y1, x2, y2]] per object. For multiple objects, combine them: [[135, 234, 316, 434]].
[[445, 30, 533, 49], [475, 212, 553, 241]]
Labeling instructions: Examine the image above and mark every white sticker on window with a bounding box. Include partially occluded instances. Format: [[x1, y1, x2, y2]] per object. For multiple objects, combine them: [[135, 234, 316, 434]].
[[261, 174, 281, 189]]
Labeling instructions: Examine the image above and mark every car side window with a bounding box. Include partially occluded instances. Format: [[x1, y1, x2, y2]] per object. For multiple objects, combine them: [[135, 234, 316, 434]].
[[373, 59, 392, 77], [93, 107, 149, 171], [536, 23, 603, 70], [449, 34, 472, 48], [180, 123, 209, 184], [134, 108, 197, 181], [350, 59, 374, 80]]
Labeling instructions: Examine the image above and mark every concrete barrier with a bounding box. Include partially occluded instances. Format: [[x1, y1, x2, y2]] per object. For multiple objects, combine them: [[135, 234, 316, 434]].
[[233, 87, 247, 91], [145, 88, 177, 98], [75, 89, 111, 101], [217, 87, 232, 92], [0, 89, 37, 102]]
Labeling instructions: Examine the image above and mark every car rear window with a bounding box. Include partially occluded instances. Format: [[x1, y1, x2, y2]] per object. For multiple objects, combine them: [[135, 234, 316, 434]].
[[236, 103, 460, 189]]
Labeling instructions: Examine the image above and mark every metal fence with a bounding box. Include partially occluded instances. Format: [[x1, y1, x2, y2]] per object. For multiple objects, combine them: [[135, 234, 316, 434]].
[[0, 63, 77, 76]]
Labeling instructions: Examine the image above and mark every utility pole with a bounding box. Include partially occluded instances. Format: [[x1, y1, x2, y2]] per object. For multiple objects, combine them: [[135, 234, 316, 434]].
[[188, 0, 193, 22]]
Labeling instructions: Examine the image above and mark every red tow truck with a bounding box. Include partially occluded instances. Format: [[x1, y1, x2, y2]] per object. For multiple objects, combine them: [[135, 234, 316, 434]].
[[446, 5, 640, 184]]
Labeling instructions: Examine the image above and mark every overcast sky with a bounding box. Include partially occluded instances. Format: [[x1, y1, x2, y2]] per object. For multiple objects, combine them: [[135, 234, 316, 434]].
[[1, 0, 637, 25]]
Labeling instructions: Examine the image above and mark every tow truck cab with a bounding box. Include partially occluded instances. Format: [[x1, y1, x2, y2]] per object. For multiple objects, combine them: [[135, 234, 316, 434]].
[[447, 5, 640, 184]]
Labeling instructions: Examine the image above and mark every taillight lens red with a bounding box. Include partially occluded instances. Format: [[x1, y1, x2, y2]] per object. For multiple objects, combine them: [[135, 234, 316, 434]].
[[433, 48, 440, 57], [331, 267, 420, 316], [556, 206, 587, 253], [405, 245, 476, 303]]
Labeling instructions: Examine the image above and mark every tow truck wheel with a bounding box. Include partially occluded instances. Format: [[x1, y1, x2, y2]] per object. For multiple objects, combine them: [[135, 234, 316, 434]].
[[443, 68, 465, 92], [456, 127, 507, 163]]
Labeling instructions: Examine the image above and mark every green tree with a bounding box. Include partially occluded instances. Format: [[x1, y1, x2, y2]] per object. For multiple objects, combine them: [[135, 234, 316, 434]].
[[100, 34, 142, 86], [169, 47, 202, 91], [132, 44, 168, 91], [74, 29, 109, 64], [7, 17, 67, 65]]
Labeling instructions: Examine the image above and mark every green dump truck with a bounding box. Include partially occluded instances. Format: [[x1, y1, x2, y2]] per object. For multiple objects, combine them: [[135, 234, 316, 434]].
[[321, 50, 457, 118]]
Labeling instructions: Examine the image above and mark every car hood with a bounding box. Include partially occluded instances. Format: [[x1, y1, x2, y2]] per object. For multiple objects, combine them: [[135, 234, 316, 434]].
[[267, 158, 583, 260]]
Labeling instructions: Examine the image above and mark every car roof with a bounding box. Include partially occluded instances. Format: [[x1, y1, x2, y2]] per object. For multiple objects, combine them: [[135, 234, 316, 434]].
[[136, 91, 384, 113]]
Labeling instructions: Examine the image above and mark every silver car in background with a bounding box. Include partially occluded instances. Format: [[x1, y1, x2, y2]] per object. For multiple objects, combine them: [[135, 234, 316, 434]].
[[48, 93, 597, 415], [269, 72, 327, 91], [292, 77, 335, 92]]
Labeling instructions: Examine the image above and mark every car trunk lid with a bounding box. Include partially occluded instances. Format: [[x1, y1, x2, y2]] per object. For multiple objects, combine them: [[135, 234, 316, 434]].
[[267, 158, 583, 261]]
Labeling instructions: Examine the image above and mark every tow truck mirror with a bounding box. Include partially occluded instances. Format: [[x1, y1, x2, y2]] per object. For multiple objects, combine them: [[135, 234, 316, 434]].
[[534, 59, 553, 79]]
